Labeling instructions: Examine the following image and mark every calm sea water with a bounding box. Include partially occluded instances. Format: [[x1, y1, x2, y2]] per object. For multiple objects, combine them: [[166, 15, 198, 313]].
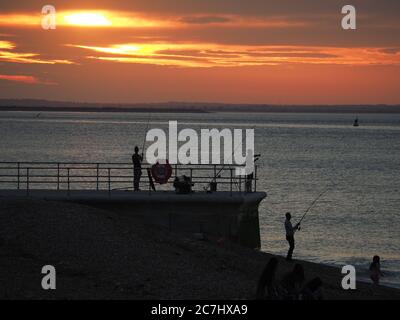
[[0, 111, 399, 288]]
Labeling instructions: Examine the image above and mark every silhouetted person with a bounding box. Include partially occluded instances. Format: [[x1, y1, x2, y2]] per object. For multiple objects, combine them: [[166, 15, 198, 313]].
[[245, 172, 253, 193], [370, 255, 384, 285], [280, 263, 305, 300], [256, 257, 279, 300], [285, 212, 300, 261], [132, 146, 143, 191], [245, 152, 260, 193], [300, 277, 323, 300]]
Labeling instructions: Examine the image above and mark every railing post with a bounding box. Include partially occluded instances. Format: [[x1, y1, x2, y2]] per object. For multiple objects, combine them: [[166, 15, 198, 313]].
[[96, 163, 99, 191], [26, 167, 29, 196], [108, 168, 111, 195], [214, 165, 217, 181], [148, 168, 151, 195], [57, 163, 60, 190], [254, 165, 257, 192], [230, 168, 233, 196], [67, 168, 70, 195], [17, 162, 20, 190]]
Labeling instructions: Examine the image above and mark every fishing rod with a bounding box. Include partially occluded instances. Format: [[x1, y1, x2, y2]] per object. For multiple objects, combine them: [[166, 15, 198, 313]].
[[297, 163, 340, 226], [141, 112, 152, 156]]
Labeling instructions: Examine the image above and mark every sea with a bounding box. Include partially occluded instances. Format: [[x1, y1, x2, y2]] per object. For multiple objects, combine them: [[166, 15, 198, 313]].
[[0, 110, 399, 288]]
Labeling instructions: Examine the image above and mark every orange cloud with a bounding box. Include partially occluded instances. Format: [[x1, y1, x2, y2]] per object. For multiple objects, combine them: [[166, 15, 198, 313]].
[[0, 11, 173, 28], [69, 43, 400, 68], [0, 40, 15, 50], [0, 74, 45, 84], [0, 10, 307, 29], [0, 14, 39, 26], [0, 40, 73, 64]]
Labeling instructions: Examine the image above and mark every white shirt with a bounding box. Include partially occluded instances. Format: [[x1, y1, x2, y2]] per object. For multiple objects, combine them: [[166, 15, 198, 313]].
[[285, 219, 295, 237]]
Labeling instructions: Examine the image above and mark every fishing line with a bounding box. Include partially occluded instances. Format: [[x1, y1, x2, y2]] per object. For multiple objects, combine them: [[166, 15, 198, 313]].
[[141, 112, 152, 157], [298, 185, 330, 225]]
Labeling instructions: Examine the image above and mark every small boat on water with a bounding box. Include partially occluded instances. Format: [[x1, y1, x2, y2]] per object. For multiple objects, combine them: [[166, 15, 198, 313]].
[[353, 117, 359, 127]]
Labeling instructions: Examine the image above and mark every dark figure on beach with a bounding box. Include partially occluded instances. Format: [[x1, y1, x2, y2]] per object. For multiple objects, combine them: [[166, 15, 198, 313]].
[[285, 212, 300, 261], [300, 277, 323, 300], [280, 263, 305, 300], [256, 257, 279, 300], [370, 255, 384, 285], [132, 146, 143, 191]]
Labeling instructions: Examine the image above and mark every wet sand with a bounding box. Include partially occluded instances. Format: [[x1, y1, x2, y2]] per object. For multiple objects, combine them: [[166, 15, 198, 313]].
[[0, 198, 399, 300]]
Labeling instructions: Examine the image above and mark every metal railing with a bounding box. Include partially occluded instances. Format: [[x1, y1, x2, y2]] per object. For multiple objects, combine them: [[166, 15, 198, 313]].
[[0, 161, 258, 195]]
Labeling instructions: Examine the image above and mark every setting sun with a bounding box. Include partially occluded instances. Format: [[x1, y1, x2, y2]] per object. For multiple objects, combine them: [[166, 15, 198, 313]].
[[62, 12, 112, 27]]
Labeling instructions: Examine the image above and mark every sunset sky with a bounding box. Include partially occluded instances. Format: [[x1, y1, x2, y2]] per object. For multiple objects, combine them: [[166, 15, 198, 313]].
[[0, 0, 399, 105]]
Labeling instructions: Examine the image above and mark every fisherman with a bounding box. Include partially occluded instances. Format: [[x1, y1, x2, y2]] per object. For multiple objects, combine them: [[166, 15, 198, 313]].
[[132, 146, 143, 191], [284, 212, 300, 261]]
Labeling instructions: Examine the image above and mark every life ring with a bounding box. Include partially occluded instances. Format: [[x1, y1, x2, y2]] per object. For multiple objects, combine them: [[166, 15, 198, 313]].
[[151, 161, 172, 184]]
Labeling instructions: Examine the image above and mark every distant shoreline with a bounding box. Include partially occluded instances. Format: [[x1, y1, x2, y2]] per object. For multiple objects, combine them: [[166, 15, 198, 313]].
[[1, 105, 400, 114], [1, 99, 400, 114], [0, 106, 210, 114]]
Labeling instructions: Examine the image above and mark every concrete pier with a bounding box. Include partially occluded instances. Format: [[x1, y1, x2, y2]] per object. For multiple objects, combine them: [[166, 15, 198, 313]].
[[0, 189, 266, 249]]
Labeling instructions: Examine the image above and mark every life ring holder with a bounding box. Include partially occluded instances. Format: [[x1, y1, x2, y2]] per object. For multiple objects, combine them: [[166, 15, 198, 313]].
[[151, 160, 173, 184]]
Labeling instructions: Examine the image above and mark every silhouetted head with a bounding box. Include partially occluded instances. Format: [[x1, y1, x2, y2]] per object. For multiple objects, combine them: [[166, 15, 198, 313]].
[[373, 255, 380, 264], [134, 146, 139, 153], [286, 212, 291, 220]]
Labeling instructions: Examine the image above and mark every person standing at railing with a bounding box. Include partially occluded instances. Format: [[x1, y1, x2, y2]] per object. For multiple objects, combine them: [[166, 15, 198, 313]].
[[245, 153, 260, 193], [132, 146, 143, 191]]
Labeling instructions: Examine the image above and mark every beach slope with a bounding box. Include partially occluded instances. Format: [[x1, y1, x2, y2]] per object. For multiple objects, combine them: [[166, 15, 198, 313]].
[[0, 199, 399, 300]]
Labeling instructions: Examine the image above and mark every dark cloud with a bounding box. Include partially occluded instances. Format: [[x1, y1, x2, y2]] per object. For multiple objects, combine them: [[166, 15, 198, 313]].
[[380, 47, 400, 54]]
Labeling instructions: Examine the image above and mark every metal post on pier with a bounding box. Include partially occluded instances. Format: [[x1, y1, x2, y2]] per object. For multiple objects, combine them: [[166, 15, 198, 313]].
[[254, 165, 257, 192], [17, 162, 20, 190], [26, 167, 29, 196], [230, 168, 233, 196], [96, 163, 99, 191], [148, 169, 151, 195], [67, 168, 70, 196], [108, 168, 111, 195], [57, 163, 60, 190]]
